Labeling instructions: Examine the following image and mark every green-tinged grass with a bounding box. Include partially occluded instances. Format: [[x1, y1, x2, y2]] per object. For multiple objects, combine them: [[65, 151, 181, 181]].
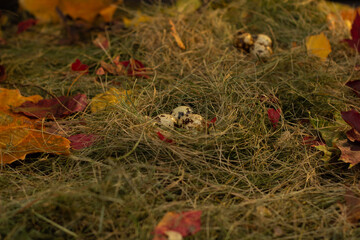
[[2, 0, 360, 239]]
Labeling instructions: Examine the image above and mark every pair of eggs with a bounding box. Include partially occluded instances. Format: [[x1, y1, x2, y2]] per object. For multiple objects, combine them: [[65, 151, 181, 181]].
[[154, 106, 206, 131], [233, 31, 273, 58]]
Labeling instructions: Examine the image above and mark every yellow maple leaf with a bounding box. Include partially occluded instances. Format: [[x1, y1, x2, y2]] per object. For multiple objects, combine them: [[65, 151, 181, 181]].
[[90, 88, 132, 113], [0, 88, 42, 110], [306, 32, 331, 61], [0, 111, 70, 165], [19, 0, 122, 23]]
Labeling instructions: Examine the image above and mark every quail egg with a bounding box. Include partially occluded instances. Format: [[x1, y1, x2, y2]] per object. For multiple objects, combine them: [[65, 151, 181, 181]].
[[253, 34, 272, 47], [251, 43, 273, 58], [153, 114, 177, 128], [233, 31, 254, 53], [178, 114, 206, 130], [171, 106, 193, 121]]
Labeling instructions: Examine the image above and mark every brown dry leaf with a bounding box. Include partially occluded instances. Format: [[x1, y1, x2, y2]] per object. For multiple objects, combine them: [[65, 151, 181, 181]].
[[0, 88, 42, 110], [169, 19, 185, 50], [336, 140, 360, 167], [0, 110, 70, 165]]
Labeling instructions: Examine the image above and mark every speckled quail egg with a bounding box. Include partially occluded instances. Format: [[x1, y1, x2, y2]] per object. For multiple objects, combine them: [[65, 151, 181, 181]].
[[171, 106, 193, 121], [251, 43, 273, 58], [253, 34, 272, 47], [178, 114, 206, 131], [233, 31, 254, 53], [153, 114, 177, 128]]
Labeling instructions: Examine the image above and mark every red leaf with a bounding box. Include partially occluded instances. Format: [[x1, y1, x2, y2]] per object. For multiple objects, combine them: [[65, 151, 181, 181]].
[[302, 136, 325, 146], [117, 59, 149, 78], [157, 131, 173, 144], [71, 59, 89, 73], [341, 109, 360, 133], [68, 134, 97, 150], [96, 67, 106, 75], [207, 117, 217, 127], [344, 12, 360, 52], [346, 80, 360, 97], [0, 65, 6, 82], [267, 108, 281, 128], [346, 128, 360, 142], [13, 93, 88, 119], [17, 19, 38, 34], [153, 210, 202, 240]]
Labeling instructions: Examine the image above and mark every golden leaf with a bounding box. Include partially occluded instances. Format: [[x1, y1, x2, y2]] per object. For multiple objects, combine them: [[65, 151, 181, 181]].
[[19, 0, 60, 23], [0, 88, 42, 110], [123, 11, 152, 28], [306, 32, 331, 61], [90, 88, 132, 113], [169, 20, 186, 50]]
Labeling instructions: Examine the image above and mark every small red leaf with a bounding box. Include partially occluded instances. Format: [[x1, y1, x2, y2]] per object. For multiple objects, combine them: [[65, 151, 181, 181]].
[[96, 67, 106, 75], [0, 65, 6, 82], [207, 117, 217, 127], [17, 19, 38, 34], [157, 131, 173, 144], [13, 93, 88, 119], [68, 134, 97, 150], [71, 59, 89, 73], [267, 108, 281, 128], [117, 59, 149, 78], [346, 80, 360, 96], [153, 210, 202, 240], [344, 12, 360, 52], [341, 109, 360, 133]]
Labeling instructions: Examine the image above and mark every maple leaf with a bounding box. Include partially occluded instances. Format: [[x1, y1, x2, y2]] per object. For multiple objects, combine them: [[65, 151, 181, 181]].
[[90, 88, 132, 113], [0, 65, 6, 82], [306, 32, 332, 61], [336, 140, 360, 167], [153, 211, 202, 240], [0, 110, 70, 165], [71, 59, 89, 73], [17, 19, 38, 34], [346, 80, 360, 96], [13, 93, 88, 119], [344, 12, 360, 52], [68, 133, 97, 150], [267, 108, 281, 128], [0, 88, 42, 110]]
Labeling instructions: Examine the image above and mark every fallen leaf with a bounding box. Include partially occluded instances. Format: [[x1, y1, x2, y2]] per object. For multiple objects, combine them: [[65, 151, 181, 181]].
[[306, 32, 332, 61], [68, 133, 97, 150], [98, 58, 149, 78], [0, 110, 70, 165], [157, 131, 174, 144], [0, 88, 42, 110], [344, 189, 360, 224], [169, 20, 185, 50], [165, 231, 183, 240], [314, 145, 334, 162], [93, 33, 109, 49], [302, 135, 325, 146], [96, 67, 106, 75], [99, 4, 117, 22], [90, 88, 132, 113], [153, 210, 202, 240], [346, 80, 360, 96], [341, 109, 360, 133], [17, 19, 38, 34], [336, 139, 360, 167], [0, 65, 6, 82], [123, 11, 152, 28], [344, 12, 360, 52], [71, 59, 89, 73], [346, 128, 360, 142], [13, 93, 88, 119], [267, 108, 281, 128], [19, 0, 60, 23]]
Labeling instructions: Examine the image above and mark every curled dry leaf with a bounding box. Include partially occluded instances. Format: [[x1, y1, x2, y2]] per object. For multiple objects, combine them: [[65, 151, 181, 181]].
[[17, 19, 38, 34], [336, 139, 360, 167], [153, 210, 202, 240], [13, 93, 88, 119], [169, 19, 185, 50], [98, 58, 149, 78], [306, 32, 332, 61]]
